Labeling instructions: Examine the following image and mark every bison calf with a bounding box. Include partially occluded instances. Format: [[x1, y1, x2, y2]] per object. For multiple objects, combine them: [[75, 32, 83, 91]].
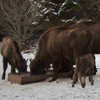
[[72, 53, 95, 88], [1, 36, 27, 79]]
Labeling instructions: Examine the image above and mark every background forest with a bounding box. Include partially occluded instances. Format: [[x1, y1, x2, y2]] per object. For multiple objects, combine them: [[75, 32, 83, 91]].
[[0, 0, 100, 50]]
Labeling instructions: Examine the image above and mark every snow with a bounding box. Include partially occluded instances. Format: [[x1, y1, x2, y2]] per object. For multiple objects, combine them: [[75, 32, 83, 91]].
[[0, 53, 100, 100]]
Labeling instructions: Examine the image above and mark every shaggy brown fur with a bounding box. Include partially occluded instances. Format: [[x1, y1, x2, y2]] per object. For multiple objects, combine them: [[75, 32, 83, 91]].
[[67, 29, 94, 59], [1, 36, 27, 79], [30, 26, 94, 82], [30, 26, 74, 78], [68, 21, 100, 74], [70, 21, 100, 54], [72, 53, 95, 88], [30, 21, 100, 80]]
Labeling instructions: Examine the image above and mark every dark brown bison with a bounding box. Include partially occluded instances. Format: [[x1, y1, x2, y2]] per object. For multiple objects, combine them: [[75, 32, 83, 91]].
[[1, 36, 27, 79], [68, 21, 100, 74], [72, 53, 95, 88], [29, 26, 74, 77], [30, 26, 94, 82], [67, 27, 97, 75]]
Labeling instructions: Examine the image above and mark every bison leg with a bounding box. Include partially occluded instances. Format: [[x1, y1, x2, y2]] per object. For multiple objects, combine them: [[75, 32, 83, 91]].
[[92, 55, 97, 75], [78, 72, 85, 88], [89, 69, 94, 85], [49, 66, 58, 82], [11, 67, 16, 73], [9, 61, 16, 73], [2, 58, 8, 80], [83, 75, 86, 87], [72, 68, 78, 87], [49, 59, 61, 82], [92, 65, 97, 75]]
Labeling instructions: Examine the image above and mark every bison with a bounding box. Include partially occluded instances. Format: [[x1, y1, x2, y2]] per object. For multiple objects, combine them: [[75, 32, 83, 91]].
[[68, 21, 100, 74], [72, 53, 95, 88], [67, 27, 97, 75], [29, 26, 74, 79], [1, 36, 27, 79], [30, 26, 94, 81]]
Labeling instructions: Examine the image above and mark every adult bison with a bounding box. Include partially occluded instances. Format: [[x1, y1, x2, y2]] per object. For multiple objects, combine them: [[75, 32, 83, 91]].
[[68, 21, 100, 74], [30, 26, 74, 77], [1, 36, 27, 79], [29, 26, 94, 82], [66, 27, 97, 75]]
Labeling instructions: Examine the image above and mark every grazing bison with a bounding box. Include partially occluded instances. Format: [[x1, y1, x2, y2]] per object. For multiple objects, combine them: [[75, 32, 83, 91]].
[[30, 26, 74, 77], [30, 26, 94, 81], [72, 53, 95, 88], [1, 36, 27, 79]]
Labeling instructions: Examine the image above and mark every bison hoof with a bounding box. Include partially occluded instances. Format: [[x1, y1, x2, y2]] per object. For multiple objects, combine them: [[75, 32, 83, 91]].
[[83, 83, 86, 86], [82, 85, 85, 88], [91, 83, 94, 85], [72, 84, 74, 87]]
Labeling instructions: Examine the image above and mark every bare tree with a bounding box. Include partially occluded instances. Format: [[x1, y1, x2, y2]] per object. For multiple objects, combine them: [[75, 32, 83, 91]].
[[0, 0, 37, 49]]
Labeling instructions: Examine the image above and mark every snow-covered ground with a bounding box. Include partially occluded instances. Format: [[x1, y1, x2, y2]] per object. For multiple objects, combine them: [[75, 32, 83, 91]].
[[0, 53, 100, 100]]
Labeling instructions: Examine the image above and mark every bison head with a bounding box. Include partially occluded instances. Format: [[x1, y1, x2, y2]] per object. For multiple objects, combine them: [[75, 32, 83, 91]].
[[29, 59, 46, 75], [17, 58, 27, 72]]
